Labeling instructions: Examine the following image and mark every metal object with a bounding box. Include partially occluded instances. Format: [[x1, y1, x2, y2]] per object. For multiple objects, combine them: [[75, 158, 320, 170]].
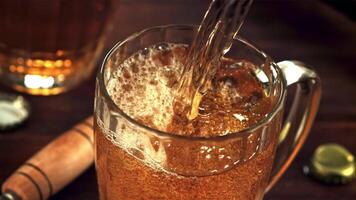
[[0, 92, 30, 131], [0, 192, 18, 200], [304, 143, 355, 184]]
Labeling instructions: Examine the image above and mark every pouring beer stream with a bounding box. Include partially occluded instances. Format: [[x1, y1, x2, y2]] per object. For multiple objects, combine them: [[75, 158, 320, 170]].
[[177, 0, 253, 120]]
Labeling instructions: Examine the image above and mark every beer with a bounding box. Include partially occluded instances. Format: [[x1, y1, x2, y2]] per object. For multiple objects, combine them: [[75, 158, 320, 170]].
[[95, 43, 282, 199], [0, 0, 117, 95]]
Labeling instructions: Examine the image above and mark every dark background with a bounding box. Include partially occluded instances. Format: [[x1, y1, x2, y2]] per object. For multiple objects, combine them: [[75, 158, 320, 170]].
[[1, 0, 356, 199]]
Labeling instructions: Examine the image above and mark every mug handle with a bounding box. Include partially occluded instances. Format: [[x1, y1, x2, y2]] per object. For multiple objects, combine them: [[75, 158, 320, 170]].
[[266, 60, 322, 192]]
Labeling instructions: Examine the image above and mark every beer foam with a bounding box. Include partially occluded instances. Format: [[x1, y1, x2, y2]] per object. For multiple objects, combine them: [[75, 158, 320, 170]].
[[106, 43, 187, 131]]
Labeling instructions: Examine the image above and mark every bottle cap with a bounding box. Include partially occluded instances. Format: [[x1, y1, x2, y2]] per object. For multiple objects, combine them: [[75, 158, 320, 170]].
[[304, 143, 355, 184], [0, 92, 30, 131]]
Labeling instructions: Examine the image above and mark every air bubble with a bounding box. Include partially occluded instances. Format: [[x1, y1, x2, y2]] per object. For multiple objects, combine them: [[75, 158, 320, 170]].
[[156, 43, 169, 51]]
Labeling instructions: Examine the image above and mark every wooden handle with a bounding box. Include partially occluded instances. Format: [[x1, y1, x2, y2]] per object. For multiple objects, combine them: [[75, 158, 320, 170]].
[[2, 117, 94, 200]]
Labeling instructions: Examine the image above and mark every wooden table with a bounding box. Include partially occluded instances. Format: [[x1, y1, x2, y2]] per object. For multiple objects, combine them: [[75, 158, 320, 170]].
[[1, 0, 355, 199]]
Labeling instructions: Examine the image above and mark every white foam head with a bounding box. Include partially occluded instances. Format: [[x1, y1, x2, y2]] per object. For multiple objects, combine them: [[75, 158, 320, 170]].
[[107, 44, 189, 129]]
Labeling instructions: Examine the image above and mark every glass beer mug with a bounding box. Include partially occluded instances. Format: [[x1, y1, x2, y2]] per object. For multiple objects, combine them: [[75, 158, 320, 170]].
[[94, 25, 321, 200]]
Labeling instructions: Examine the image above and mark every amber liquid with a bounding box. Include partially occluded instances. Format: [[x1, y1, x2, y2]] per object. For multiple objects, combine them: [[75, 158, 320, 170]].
[[0, 0, 116, 95], [95, 44, 281, 200], [95, 125, 278, 200]]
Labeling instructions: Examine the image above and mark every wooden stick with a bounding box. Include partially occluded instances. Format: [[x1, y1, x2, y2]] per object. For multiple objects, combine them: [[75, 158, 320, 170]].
[[1, 117, 94, 200]]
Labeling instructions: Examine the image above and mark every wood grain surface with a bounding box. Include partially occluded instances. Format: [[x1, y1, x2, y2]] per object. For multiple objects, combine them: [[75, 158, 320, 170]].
[[1, 0, 355, 199]]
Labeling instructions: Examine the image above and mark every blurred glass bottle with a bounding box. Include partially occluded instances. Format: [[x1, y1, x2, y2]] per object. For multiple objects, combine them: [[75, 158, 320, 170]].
[[0, 0, 118, 95]]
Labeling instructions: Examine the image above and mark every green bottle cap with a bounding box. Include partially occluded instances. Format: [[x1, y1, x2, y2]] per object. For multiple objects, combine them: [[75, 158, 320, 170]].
[[304, 143, 355, 184], [0, 92, 30, 131]]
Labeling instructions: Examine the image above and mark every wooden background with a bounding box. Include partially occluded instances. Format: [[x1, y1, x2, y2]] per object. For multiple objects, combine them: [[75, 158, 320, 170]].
[[1, 0, 355, 199]]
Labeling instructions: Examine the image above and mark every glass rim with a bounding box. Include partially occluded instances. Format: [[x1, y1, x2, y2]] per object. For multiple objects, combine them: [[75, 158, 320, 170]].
[[97, 24, 287, 141]]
